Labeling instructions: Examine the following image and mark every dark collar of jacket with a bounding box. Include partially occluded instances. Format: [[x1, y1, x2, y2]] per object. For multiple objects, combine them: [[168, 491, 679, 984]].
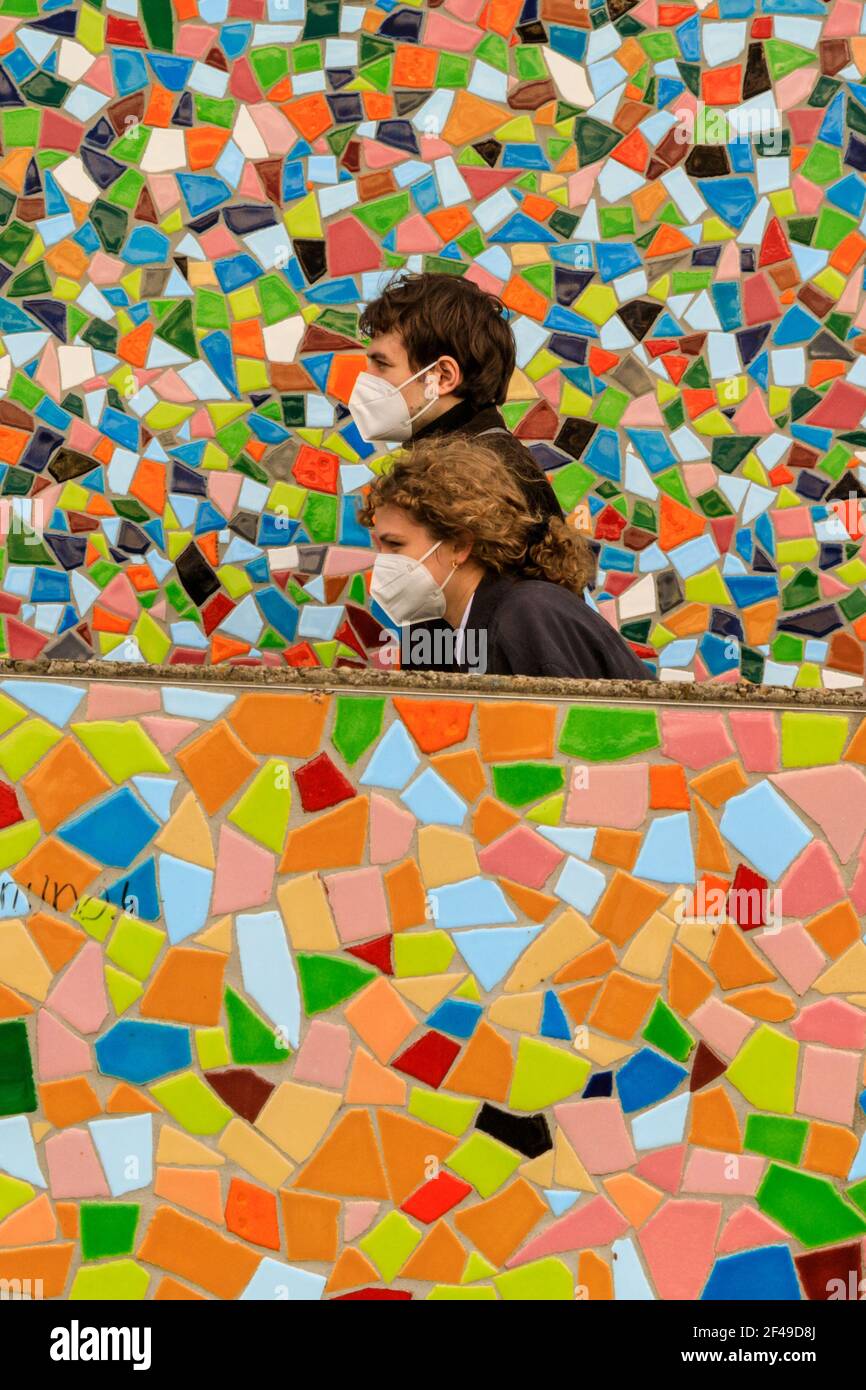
[[412, 398, 504, 441]]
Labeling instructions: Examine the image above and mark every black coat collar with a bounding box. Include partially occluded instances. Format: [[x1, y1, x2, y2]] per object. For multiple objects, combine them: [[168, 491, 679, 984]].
[[413, 399, 502, 441]]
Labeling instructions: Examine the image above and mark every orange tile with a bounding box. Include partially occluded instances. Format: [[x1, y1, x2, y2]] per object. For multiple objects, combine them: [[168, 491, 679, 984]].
[[11, 838, 100, 909], [393, 697, 473, 753], [280, 797, 368, 872], [136, 1206, 261, 1299], [378, 1111, 457, 1206], [225, 1177, 280, 1251], [689, 1085, 741, 1152], [0, 1244, 73, 1298], [154, 1276, 207, 1300], [806, 901, 860, 959], [588, 971, 659, 1039], [578, 1249, 613, 1300], [603, 1172, 663, 1226], [27, 912, 85, 971], [343, 976, 417, 1064], [454, 1178, 546, 1265], [554, 940, 618, 984], [559, 980, 601, 1024], [400, 1221, 466, 1283], [592, 827, 641, 870], [649, 763, 690, 809], [293, 1111, 389, 1200], [384, 857, 427, 931], [56, 1202, 78, 1239], [106, 1082, 161, 1114], [444, 1020, 513, 1102], [325, 1247, 379, 1294], [726, 987, 796, 1022], [592, 871, 668, 947], [430, 748, 486, 801], [709, 921, 775, 990], [498, 878, 558, 923], [477, 701, 556, 762], [472, 795, 520, 846], [281, 1191, 339, 1262], [690, 760, 749, 807], [154, 1168, 223, 1224], [0, 983, 31, 1018], [140, 948, 226, 1026], [694, 798, 732, 872], [229, 692, 330, 757], [175, 721, 259, 814], [39, 1077, 101, 1128], [803, 1122, 859, 1179], [21, 737, 112, 833], [668, 943, 714, 1016]]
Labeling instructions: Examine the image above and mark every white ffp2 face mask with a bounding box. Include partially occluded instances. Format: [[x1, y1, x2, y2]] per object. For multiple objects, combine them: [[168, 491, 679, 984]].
[[370, 539, 457, 625], [348, 362, 440, 443]]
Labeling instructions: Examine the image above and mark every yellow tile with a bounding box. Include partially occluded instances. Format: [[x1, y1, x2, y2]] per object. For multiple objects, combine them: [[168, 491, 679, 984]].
[[156, 1125, 226, 1166], [504, 909, 597, 992], [218, 1117, 292, 1189], [0, 919, 52, 1000], [488, 991, 543, 1034], [155, 792, 214, 869], [277, 873, 339, 950], [418, 827, 479, 888], [255, 1082, 341, 1163]]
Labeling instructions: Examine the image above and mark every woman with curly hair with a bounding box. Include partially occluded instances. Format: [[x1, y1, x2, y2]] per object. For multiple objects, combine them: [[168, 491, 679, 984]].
[[359, 438, 651, 681]]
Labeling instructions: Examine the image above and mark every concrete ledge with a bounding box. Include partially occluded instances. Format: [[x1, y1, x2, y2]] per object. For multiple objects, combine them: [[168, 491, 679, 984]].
[[0, 657, 863, 709]]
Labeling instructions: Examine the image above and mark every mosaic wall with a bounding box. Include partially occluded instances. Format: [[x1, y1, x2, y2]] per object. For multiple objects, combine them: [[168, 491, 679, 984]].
[[0, 676, 865, 1299], [1, 0, 866, 684]]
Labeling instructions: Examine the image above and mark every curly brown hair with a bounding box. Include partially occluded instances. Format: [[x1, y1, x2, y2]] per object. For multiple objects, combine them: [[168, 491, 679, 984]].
[[358, 437, 597, 594]]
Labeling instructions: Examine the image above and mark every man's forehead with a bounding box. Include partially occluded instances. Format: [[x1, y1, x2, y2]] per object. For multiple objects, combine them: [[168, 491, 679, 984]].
[[367, 330, 408, 360]]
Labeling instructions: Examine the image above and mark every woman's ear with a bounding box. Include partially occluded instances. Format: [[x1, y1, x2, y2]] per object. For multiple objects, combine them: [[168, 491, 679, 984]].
[[452, 529, 474, 566]]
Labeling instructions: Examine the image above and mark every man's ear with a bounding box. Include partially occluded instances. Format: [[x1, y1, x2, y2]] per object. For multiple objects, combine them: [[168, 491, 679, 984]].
[[436, 355, 462, 395]]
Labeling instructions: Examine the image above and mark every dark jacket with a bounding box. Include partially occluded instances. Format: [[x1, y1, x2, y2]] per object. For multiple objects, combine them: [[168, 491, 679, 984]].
[[402, 570, 652, 680], [412, 398, 565, 523]]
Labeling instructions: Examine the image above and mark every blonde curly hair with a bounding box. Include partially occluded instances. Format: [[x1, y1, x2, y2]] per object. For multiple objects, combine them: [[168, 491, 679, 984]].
[[358, 436, 597, 595]]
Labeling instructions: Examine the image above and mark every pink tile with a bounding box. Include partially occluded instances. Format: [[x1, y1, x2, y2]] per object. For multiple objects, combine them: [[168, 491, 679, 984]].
[[792, 1000, 866, 1050], [777, 840, 846, 918], [344, 1201, 380, 1242], [639, 1199, 721, 1300], [566, 761, 648, 830], [506, 1195, 628, 1268], [478, 825, 563, 890], [689, 997, 754, 1060], [755, 922, 825, 996], [293, 1020, 351, 1089], [45, 941, 108, 1035], [728, 710, 779, 772], [370, 793, 415, 864], [86, 685, 160, 719], [681, 1149, 765, 1195], [796, 1045, 860, 1125], [770, 766, 866, 864], [45, 1129, 109, 1199], [717, 1207, 789, 1254], [554, 1098, 636, 1174], [212, 825, 275, 914], [635, 1144, 685, 1194], [325, 866, 389, 944], [36, 1011, 91, 1081], [660, 710, 735, 769]]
